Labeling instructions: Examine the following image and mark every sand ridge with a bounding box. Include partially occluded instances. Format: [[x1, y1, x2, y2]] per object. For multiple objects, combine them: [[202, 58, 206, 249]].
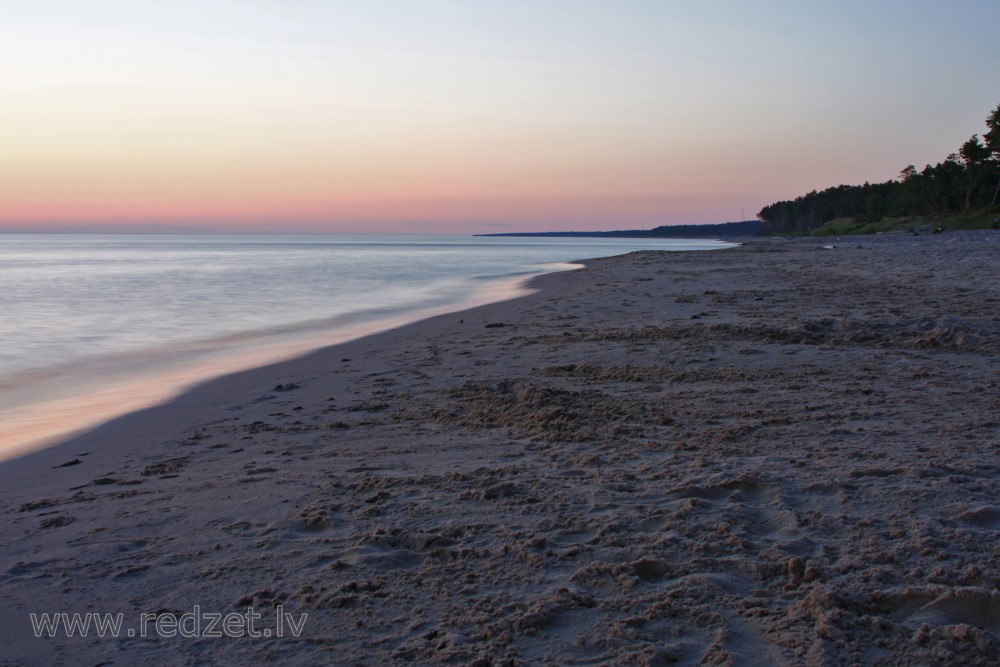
[[1, 232, 999, 665]]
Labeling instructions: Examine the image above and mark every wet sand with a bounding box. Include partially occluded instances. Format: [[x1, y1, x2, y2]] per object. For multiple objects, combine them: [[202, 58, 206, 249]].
[[2, 232, 999, 665], [0, 271, 540, 461]]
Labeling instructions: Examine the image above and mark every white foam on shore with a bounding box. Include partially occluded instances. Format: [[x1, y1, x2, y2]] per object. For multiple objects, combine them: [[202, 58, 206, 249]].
[[0, 269, 566, 461]]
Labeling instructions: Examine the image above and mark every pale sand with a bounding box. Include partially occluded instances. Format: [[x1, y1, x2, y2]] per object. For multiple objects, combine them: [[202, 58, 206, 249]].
[[2, 232, 999, 665]]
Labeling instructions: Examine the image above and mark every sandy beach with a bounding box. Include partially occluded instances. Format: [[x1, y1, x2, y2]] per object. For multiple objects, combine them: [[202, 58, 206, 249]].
[[2, 231, 999, 666]]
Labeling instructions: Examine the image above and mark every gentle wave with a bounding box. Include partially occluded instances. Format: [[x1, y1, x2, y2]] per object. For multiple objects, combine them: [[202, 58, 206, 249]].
[[0, 234, 733, 458]]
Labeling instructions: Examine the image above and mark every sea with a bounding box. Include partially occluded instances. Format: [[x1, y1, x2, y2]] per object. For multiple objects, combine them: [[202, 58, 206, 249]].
[[0, 234, 733, 459]]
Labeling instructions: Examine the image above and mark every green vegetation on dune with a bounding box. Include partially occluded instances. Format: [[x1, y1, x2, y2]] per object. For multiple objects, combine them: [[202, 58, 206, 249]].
[[811, 209, 998, 237], [759, 103, 1000, 236]]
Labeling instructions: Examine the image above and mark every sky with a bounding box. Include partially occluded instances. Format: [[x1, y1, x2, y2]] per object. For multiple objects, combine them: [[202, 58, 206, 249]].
[[1, 1, 998, 234]]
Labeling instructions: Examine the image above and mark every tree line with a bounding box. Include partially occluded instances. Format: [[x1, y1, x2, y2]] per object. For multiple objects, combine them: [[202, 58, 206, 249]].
[[758, 103, 1000, 234]]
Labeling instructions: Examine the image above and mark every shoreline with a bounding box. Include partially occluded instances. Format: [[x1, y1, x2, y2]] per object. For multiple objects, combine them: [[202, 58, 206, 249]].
[[0, 266, 564, 462], [0, 256, 592, 477], [3, 231, 999, 665], [2, 231, 730, 462]]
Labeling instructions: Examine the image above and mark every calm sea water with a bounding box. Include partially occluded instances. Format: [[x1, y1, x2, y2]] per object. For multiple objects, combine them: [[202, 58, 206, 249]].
[[0, 234, 732, 458]]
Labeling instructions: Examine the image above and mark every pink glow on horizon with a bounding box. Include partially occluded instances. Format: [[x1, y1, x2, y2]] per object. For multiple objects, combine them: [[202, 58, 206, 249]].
[[2, 2, 997, 234]]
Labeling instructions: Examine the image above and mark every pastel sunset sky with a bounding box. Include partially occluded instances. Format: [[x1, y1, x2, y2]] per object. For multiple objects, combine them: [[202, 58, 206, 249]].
[[2, 1, 998, 234]]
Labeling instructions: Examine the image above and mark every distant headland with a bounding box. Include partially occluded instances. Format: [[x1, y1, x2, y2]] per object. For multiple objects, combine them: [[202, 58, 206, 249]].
[[475, 219, 763, 238]]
